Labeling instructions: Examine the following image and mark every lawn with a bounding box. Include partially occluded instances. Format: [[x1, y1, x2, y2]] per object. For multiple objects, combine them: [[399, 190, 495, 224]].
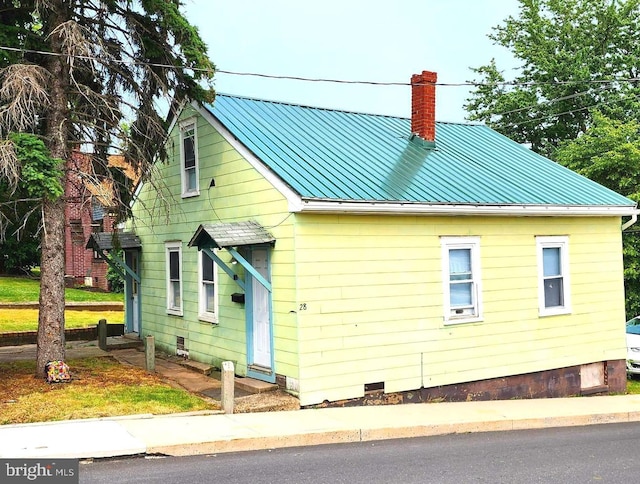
[[0, 358, 216, 424], [0, 276, 123, 332], [0, 276, 123, 303], [0, 309, 123, 332], [0, 278, 209, 425]]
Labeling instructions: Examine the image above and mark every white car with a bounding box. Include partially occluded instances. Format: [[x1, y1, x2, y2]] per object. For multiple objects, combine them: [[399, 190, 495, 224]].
[[627, 316, 640, 376]]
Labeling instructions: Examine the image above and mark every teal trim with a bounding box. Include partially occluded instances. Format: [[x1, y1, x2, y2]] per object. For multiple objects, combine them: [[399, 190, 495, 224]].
[[201, 247, 245, 291], [124, 256, 133, 334], [123, 250, 141, 336], [244, 245, 276, 383], [247, 368, 276, 384], [228, 247, 272, 292], [94, 250, 125, 279], [111, 251, 141, 283], [91, 248, 141, 335]]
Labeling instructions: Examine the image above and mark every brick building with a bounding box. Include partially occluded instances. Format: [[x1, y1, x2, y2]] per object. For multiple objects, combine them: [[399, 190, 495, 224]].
[[64, 152, 137, 290]]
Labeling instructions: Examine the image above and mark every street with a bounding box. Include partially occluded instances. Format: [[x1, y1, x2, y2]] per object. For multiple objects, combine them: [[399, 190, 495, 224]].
[[80, 422, 640, 483]]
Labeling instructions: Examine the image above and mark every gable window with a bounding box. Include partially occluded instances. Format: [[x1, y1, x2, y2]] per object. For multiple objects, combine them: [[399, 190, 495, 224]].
[[166, 242, 183, 315], [537, 236, 571, 316], [441, 237, 482, 323], [180, 119, 199, 197], [199, 250, 218, 323]]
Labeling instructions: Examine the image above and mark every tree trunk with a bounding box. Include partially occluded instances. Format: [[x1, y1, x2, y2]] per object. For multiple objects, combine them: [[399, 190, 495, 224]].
[[36, 197, 66, 376], [36, 2, 69, 377]]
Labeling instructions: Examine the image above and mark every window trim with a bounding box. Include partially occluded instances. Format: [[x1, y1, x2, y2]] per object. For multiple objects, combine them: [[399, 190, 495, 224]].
[[198, 250, 219, 323], [165, 242, 183, 316], [441, 236, 483, 324], [536, 236, 571, 316], [180, 118, 199, 198]]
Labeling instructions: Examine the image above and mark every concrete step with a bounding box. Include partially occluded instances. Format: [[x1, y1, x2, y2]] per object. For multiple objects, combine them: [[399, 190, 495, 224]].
[[167, 357, 279, 394], [176, 359, 213, 376], [105, 336, 143, 350], [208, 369, 278, 394], [234, 376, 278, 394]]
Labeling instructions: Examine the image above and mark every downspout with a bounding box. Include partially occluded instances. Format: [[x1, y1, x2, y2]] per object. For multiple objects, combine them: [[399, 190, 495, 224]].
[[622, 213, 638, 231]]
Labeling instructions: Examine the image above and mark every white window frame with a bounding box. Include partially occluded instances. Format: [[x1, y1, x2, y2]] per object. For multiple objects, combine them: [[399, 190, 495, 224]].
[[536, 236, 571, 316], [165, 242, 183, 316], [198, 250, 219, 323], [180, 118, 199, 198], [441, 236, 483, 324]]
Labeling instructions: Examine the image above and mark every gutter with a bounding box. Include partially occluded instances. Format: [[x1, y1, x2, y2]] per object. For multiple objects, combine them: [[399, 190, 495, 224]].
[[622, 213, 638, 231], [293, 199, 640, 218]]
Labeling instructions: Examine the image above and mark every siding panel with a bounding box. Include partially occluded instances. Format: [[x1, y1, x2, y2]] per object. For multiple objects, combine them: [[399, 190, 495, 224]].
[[294, 214, 626, 406], [131, 107, 299, 379]]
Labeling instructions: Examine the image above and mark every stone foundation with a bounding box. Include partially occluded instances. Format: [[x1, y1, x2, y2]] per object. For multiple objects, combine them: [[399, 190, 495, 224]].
[[305, 360, 627, 409]]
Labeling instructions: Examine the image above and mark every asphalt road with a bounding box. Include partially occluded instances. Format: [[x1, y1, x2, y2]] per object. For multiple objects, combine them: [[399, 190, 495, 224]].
[[80, 422, 640, 484]]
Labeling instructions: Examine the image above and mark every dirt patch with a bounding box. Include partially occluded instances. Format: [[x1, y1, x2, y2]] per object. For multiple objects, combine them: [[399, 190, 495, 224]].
[[234, 389, 300, 413]]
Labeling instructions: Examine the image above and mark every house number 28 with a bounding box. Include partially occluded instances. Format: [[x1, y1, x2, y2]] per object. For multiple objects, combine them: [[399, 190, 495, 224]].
[[299, 303, 307, 311]]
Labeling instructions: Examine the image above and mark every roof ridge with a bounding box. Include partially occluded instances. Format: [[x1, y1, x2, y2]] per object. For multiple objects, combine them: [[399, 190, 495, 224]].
[[212, 92, 428, 122], [213, 93, 482, 126]]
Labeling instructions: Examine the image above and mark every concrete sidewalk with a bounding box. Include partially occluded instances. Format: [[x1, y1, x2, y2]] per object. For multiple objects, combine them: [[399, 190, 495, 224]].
[[2, 394, 640, 459], [3, 340, 640, 459]]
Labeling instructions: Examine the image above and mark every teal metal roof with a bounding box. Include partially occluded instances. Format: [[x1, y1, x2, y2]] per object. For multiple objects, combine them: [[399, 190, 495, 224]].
[[204, 94, 635, 208]]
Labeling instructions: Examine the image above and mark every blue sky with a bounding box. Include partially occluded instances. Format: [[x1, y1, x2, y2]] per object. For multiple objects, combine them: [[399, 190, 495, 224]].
[[183, 0, 521, 123]]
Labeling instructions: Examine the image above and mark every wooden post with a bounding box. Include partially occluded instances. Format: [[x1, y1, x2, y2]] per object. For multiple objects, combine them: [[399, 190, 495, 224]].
[[221, 361, 234, 414], [97, 319, 107, 350], [145, 335, 155, 372]]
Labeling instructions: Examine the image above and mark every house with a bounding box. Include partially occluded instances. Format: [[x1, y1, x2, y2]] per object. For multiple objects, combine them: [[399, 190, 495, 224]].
[[115, 70, 637, 407], [65, 151, 139, 290]]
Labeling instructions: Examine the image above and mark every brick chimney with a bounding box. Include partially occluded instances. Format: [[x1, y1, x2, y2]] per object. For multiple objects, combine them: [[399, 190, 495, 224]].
[[411, 70, 437, 144]]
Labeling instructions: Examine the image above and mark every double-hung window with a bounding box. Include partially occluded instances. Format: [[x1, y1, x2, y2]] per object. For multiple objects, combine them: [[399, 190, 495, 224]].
[[199, 250, 218, 323], [537, 236, 571, 316], [180, 119, 199, 197], [166, 242, 183, 315], [441, 237, 482, 323]]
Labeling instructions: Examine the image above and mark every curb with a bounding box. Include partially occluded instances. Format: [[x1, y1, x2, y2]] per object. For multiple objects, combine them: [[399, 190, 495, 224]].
[[144, 410, 640, 457], [121, 404, 640, 457]]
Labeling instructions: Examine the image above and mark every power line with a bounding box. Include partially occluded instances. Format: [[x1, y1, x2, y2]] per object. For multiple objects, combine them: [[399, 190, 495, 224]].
[[501, 89, 640, 127], [2, 44, 640, 89]]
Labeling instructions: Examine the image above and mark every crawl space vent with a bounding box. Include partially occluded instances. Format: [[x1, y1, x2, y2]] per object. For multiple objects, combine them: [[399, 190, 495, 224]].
[[176, 336, 189, 358]]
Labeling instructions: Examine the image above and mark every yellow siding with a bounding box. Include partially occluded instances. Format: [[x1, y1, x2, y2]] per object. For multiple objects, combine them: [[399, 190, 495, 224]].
[[131, 105, 628, 407], [131, 107, 299, 378], [294, 214, 626, 406]]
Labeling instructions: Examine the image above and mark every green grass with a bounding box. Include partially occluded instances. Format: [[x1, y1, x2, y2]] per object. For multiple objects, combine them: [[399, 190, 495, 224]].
[[0, 358, 215, 424], [0, 276, 123, 332], [0, 276, 123, 303], [627, 376, 640, 394], [0, 309, 123, 332]]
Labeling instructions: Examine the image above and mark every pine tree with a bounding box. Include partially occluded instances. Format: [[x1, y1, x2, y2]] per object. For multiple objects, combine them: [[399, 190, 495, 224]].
[[0, 0, 215, 375]]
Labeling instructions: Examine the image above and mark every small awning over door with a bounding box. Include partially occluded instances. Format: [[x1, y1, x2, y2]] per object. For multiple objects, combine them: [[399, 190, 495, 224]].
[[86, 232, 142, 251], [85, 231, 141, 283], [188, 221, 275, 293], [188, 221, 275, 249]]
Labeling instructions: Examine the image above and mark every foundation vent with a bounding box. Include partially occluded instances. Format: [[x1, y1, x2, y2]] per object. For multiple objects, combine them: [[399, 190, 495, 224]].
[[176, 336, 189, 358], [364, 382, 384, 394]]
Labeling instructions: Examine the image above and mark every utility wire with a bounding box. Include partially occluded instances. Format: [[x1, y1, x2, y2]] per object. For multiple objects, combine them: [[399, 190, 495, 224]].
[[3, 44, 640, 126], [2, 44, 640, 89], [502, 90, 640, 127]]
